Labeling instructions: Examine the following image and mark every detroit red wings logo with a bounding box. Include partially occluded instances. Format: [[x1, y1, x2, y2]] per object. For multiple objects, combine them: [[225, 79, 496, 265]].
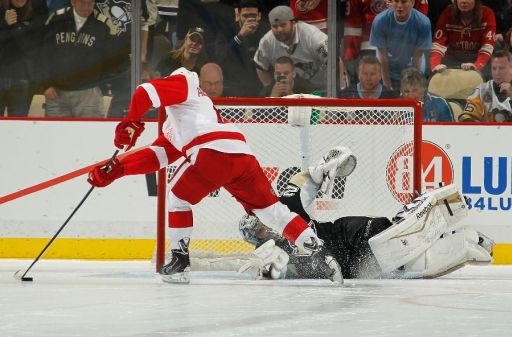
[[368, 0, 391, 15]]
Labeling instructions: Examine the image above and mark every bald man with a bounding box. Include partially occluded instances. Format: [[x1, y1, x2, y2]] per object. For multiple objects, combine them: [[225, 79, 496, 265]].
[[199, 63, 224, 97]]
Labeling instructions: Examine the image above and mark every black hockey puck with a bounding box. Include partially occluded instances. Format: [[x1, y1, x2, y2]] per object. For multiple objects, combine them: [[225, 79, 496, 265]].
[[14, 270, 33, 282]]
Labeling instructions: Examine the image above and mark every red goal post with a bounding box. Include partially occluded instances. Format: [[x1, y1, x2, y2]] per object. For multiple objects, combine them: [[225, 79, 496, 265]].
[[155, 97, 423, 270]]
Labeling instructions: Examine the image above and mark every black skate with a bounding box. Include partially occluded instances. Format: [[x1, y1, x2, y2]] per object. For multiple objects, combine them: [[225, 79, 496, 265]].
[[159, 238, 191, 284]]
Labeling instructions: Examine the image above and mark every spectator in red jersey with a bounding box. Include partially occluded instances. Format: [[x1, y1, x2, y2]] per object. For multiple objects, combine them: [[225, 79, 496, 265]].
[[290, 0, 327, 32], [430, 0, 496, 77], [341, 0, 365, 87]]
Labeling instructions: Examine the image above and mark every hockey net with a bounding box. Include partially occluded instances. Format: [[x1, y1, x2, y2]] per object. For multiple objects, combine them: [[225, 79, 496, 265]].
[[154, 97, 422, 269]]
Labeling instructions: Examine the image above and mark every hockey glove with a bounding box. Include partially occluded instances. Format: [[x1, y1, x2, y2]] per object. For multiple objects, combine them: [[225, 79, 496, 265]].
[[87, 158, 124, 187], [309, 146, 357, 194], [114, 120, 145, 151]]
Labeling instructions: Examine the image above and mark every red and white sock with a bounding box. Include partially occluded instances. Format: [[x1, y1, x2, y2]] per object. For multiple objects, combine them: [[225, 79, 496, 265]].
[[168, 210, 193, 250]]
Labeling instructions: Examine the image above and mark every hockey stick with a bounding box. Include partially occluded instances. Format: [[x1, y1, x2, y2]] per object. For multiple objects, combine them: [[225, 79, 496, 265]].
[[14, 149, 120, 282]]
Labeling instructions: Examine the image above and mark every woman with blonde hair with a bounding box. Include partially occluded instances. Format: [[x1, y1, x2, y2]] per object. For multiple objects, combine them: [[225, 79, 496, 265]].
[[430, 0, 496, 75], [156, 27, 208, 77]]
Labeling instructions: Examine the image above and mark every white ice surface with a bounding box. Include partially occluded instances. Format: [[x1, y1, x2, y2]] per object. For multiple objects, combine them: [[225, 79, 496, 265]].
[[1, 260, 511, 337]]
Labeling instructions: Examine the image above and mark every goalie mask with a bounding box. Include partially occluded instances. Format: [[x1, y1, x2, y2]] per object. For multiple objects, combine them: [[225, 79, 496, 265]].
[[239, 214, 282, 247]]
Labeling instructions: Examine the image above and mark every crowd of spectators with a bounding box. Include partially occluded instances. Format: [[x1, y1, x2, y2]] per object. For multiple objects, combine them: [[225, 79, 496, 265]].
[[1, 0, 512, 122]]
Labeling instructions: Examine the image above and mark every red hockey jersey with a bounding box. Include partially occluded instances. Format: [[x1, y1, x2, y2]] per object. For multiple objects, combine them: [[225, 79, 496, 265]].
[[431, 6, 496, 70], [291, 0, 328, 32], [343, 0, 364, 61], [126, 68, 252, 159]]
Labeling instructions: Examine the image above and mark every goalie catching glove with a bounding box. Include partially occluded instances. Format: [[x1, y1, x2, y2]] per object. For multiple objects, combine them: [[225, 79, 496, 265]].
[[114, 120, 145, 151], [309, 146, 357, 194], [87, 158, 124, 187]]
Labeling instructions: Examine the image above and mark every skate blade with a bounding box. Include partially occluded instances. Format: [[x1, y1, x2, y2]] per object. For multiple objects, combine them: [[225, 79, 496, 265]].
[[161, 271, 190, 284]]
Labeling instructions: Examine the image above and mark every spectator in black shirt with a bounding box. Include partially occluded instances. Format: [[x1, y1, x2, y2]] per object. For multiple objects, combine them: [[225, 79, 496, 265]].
[[0, 0, 48, 116], [215, 0, 269, 97], [40, 0, 111, 117]]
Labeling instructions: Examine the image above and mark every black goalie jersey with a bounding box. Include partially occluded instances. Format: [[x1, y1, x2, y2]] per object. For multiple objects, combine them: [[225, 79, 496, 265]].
[[277, 181, 392, 279]]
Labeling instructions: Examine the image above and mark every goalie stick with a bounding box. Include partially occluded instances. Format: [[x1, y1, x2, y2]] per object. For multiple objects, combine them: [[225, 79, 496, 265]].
[[14, 150, 120, 282]]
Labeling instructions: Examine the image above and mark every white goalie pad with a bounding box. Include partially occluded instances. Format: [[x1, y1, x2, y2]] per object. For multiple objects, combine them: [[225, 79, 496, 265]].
[[238, 239, 290, 279], [189, 240, 289, 279], [401, 227, 494, 279], [191, 256, 250, 272], [368, 184, 468, 273]]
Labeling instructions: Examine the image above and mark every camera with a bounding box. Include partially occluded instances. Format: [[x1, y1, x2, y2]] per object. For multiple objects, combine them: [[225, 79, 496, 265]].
[[245, 13, 257, 23], [276, 75, 287, 83]]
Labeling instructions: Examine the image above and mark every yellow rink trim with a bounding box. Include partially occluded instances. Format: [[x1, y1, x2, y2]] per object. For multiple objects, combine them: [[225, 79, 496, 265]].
[[1, 238, 511, 264], [490, 244, 512, 264], [0, 238, 255, 259]]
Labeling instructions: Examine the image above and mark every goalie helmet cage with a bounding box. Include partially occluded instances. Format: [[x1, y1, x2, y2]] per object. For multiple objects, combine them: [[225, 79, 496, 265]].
[[155, 97, 422, 270]]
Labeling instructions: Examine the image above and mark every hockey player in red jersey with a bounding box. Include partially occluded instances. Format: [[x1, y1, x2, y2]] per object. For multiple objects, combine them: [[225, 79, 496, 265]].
[[87, 67, 342, 285]]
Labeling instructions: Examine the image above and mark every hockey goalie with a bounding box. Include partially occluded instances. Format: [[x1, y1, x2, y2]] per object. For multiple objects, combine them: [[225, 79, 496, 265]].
[[218, 146, 495, 281]]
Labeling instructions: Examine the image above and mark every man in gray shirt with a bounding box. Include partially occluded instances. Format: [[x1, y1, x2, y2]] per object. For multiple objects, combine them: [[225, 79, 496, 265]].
[[253, 5, 328, 93]]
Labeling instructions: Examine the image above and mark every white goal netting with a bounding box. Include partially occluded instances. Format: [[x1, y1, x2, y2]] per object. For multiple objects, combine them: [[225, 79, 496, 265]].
[[156, 98, 422, 263]]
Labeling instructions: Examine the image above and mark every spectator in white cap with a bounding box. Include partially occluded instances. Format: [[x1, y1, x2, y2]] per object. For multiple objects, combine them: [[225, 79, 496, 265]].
[[253, 5, 328, 94]]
